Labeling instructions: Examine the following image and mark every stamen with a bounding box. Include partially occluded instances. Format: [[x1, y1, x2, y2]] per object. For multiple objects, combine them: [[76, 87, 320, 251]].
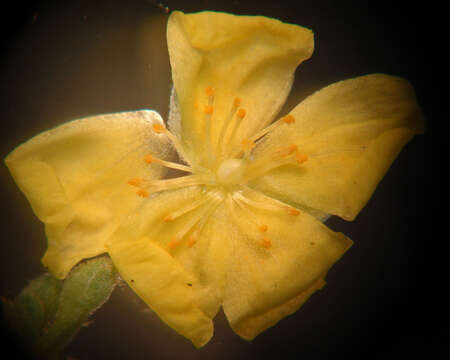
[[282, 115, 295, 124], [229, 114, 297, 159], [235, 188, 302, 218], [241, 138, 255, 150], [189, 192, 222, 237], [144, 154, 192, 173], [163, 195, 211, 222], [187, 236, 197, 248], [260, 238, 272, 249], [128, 177, 143, 187], [241, 138, 256, 159], [152, 123, 165, 134], [151, 121, 184, 154], [237, 108, 246, 118], [163, 215, 173, 222], [296, 153, 308, 165], [137, 174, 214, 196], [144, 154, 155, 164], [287, 144, 298, 155], [272, 144, 298, 159], [222, 107, 247, 157], [233, 191, 282, 212], [168, 237, 181, 249], [242, 144, 308, 183], [205, 86, 215, 97], [250, 114, 296, 143], [229, 194, 273, 250], [231, 193, 271, 233], [216, 97, 242, 159], [286, 207, 301, 216], [204, 105, 214, 114], [202, 86, 216, 165], [136, 189, 149, 198], [163, 190, 223, 249]]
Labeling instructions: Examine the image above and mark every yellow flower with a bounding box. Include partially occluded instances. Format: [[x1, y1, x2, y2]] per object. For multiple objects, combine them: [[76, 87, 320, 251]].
[[5, 11, 424, 347]]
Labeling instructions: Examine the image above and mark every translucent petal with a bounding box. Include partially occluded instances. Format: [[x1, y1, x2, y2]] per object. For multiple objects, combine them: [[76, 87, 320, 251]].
[[107, 239, 213, 347], [250, 74, 424, 220], [106, 186, 228, 347], [106, 185, 350, 344], [167, 11, 314, 168], [5, 110, 173, 278], [230, 276, 326, 340], [222, 189, 352, 340]]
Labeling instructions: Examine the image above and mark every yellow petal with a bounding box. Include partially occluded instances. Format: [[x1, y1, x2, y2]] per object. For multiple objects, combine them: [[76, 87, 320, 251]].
[[231, 277, 327, 340], [250, 74, 424, 220], [106, 186, 228, 347], [167, 11, 314, 168], [222, 189, 352, 340], [106, 184, 350, 344], [5, 110, 173, 278], [107, 239, 214, 347]]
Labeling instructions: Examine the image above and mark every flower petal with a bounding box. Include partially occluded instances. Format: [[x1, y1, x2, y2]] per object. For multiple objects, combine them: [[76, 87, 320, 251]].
[[5, 110, 173, 278], [105, 185, 350, 344], [167, 11, 314, 168], [250, 74, 424, 220], [107, 239, 214, 347], [106, 186, 228, 347], [222, 188, 352, 340], [229, 276, 326, 340]]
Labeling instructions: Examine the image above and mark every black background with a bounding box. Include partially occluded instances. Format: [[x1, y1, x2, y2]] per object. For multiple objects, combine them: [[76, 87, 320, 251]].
[[1, 1, 443, 359]]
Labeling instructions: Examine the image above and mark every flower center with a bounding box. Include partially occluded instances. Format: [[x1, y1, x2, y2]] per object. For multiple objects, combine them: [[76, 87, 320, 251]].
[[216, 158, 247, 187]]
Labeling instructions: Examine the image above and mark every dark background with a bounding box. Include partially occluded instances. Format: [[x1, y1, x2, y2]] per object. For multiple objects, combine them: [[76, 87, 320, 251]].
[[0, 1, 443, 359]]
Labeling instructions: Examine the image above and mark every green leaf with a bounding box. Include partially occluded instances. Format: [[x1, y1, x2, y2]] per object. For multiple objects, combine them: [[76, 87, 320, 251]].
[[36, 256, 118, 356]]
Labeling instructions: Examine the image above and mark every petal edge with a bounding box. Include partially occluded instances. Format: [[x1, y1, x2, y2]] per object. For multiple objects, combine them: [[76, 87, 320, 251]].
[[5, 110, 173, 278]]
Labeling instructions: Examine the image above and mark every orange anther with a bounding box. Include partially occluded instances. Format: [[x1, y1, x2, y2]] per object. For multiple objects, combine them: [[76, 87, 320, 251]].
[[128, 177, 143, 187], [204, 105, 214, 114], [241, 138, 255, 149], [296, 153, 308, 165], [205, 86, 215, 97], [187, 237, 197, 248], [287, 144, 298, 155], [163, 215, 173, 222], [261, 238, 272, 249], [152, 123, 165, 133], [259, 224, 268, 232], [136, 189, 149, 198], [233, 97, 241, 107], [168, 238, 180, 249], [282, 115, 295, 124], [237, 108, 246, 118], [287, 208, 300, 216], [144, 154, 154, 164]]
